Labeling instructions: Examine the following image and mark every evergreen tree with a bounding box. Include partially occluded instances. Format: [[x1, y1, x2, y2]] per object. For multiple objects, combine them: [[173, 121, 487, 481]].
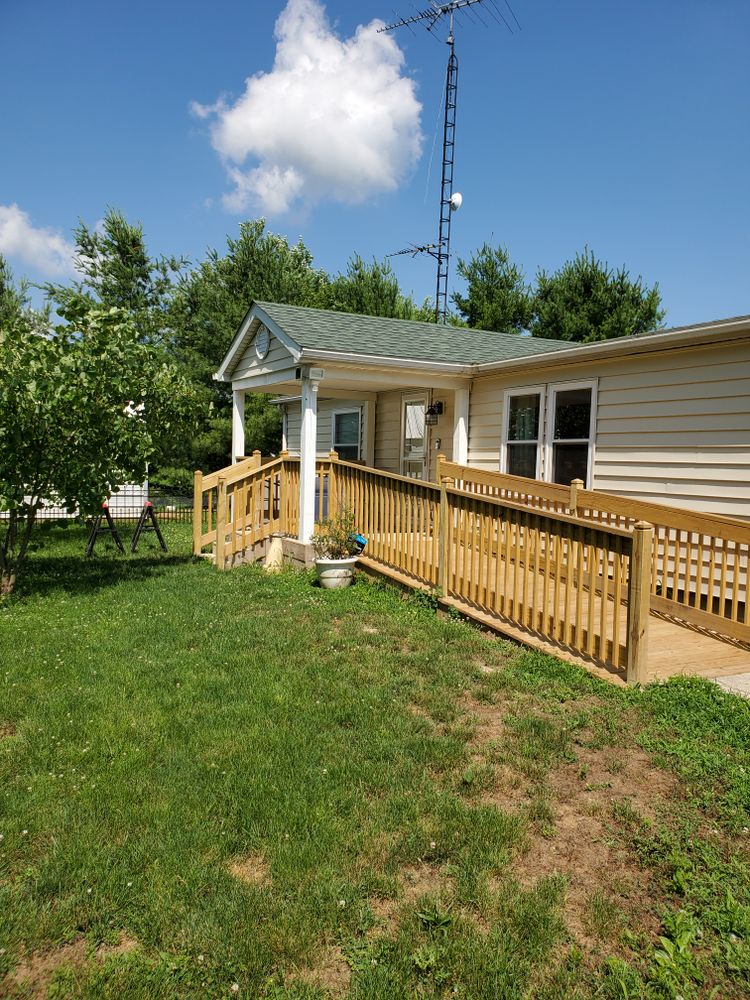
[[452, 244, 533, 333], [531, 249, 665, 342]]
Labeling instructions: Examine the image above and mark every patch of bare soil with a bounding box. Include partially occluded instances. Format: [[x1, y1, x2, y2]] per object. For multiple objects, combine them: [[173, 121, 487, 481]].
[[369, 862, 454, 935], [292, 945, 351, 997], [0, 721, 17, 738], [4, 932, 137, 998], [227, 852, 271, 888], [506, 737, 674, 955]]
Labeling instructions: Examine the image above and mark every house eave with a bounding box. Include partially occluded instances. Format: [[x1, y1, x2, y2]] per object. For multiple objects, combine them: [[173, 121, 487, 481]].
[[473, 315, 750, 377]]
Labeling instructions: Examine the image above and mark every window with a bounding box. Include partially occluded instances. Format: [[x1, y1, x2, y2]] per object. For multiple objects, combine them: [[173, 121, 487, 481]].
[[546, 382, 596, 487], [332, 409, 361, 462], [502, 388, 544, 479]]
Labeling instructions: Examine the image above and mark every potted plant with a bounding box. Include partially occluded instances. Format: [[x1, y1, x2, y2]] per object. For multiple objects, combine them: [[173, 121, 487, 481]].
[[310, 508, 361, 589]]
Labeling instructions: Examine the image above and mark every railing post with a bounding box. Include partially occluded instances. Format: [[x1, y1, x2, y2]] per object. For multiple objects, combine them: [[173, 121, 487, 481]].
[[436, 453, 446, 485], [439, 473, 454, 594], [279, 451, 289, 535], [215, 475, 228, 571], [569, 478, 583, 517], [627, 520, 653, 684], [252, 449, 262, 469], [328, 450, 339, 517], [193, 470, 203, 556]]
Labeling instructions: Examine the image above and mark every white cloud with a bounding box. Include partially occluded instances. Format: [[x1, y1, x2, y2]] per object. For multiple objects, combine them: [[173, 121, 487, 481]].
[[0, 204, 74, 276], [193, 0, 423, 215]]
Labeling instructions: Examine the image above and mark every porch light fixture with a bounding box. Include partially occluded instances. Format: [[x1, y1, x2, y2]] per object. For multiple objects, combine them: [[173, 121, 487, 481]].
[[425, 401, 444, 426]]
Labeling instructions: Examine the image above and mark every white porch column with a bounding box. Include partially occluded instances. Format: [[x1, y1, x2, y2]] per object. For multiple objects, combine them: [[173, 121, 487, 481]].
[[232, 389, 246, 464], [453, 388, 470, 466], [299, 375, 320, 544]]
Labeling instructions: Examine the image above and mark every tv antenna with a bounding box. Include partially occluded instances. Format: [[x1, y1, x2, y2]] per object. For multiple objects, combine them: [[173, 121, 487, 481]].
[[382, 1, 513, 322]]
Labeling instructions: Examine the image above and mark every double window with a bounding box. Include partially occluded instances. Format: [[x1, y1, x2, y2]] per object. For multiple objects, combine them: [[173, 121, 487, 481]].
[[332, 408, 362, 462], [502, 381, 596, 486]]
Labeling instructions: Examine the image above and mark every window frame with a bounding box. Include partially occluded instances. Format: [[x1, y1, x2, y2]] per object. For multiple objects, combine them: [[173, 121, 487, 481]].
[[331, 406, 363, 462], [543, 379, 598, 488], [500, 385, 546, 480]]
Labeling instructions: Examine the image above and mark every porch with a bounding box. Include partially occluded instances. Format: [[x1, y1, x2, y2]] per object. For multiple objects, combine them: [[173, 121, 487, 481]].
[[193, 453, 750, 687]]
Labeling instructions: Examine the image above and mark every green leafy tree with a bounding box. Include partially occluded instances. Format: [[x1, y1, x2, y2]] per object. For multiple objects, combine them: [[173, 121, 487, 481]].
[[531, 248, 665, 343], [171, 219, 328, 396], [452, 244, 533, 333], [0, 293, 199, 596], [64, 208, 186, 343], [323, 255, 433, 321], [169, 220, 330, 470]]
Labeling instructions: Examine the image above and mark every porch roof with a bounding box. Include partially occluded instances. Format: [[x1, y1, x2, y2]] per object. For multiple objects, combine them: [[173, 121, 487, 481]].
[[218, 300, 573, 380]]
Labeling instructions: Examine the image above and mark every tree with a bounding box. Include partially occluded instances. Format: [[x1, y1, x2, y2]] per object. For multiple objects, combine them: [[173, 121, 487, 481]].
[[0, 293, 199, 596], [171, 220, 328, 396], [531, 249, 665, 343], [452, 244, 534, 333], [67, 208, 185, 344], [324, 255, 433, 321]]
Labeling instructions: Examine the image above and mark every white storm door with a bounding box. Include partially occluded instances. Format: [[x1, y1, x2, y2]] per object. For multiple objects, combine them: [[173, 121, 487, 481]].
[[401, 396, 427, 480]]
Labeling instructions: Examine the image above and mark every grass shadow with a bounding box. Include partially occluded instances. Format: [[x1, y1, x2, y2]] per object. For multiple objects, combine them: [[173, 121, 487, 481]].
[[10, 524, 195, 600]]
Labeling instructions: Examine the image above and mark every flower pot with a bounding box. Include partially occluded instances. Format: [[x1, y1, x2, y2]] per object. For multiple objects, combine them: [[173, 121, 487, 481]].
[[315, 556, 359, 589]]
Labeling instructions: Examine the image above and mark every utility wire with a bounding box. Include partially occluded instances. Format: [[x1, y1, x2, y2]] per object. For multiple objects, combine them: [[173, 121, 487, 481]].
[[488, 0, 513, 33], [502, 0, 522, 30]]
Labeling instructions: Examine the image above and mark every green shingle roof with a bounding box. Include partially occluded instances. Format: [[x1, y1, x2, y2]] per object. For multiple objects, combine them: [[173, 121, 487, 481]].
[[255, 301, 575, 367]]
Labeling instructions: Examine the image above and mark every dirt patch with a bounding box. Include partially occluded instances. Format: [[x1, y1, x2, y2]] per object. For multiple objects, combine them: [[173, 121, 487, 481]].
[[509, 744, 675, 954], [369, 862, 454, 934], [227, 852, 271, 888], [455, 694, 676, 956], [0, 721, 17, 738], [4, 932, 137, 998], [292, 945, 351, 996], [459, 694, 508, 748]]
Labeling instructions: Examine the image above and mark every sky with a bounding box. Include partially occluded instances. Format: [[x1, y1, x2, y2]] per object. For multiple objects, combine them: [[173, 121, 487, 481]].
[[1, 0, 748, 327]]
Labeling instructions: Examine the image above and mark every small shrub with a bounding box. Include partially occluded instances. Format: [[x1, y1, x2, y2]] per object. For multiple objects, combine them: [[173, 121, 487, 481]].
[[309, 508, 360, 559]]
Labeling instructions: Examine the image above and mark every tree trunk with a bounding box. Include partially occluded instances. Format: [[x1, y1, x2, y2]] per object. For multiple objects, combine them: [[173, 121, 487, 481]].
[[0, 508, 37, 598]]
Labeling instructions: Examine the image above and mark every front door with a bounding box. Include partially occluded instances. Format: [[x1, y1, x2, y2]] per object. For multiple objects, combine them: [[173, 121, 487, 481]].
[[401, 396, 427, 479]]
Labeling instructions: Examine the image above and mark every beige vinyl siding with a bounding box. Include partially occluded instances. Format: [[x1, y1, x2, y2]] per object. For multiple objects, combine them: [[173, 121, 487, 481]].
[[285, 399, 367, 459], [467, 339, 750, 520], [233, 331, 295, 381]]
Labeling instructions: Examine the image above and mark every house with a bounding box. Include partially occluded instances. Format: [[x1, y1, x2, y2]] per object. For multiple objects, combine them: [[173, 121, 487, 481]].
[[216, 301, 750, 542]]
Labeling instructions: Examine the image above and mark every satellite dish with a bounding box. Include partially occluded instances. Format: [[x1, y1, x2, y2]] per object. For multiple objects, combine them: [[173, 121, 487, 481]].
[[449, 192, 463, 211]]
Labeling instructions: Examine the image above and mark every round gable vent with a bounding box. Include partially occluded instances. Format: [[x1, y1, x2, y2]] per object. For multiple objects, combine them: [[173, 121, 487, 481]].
[[255, 323, 270, 360]]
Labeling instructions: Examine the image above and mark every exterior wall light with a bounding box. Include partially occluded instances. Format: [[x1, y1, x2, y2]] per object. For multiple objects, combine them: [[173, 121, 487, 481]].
[[425, 401, 444, 426]]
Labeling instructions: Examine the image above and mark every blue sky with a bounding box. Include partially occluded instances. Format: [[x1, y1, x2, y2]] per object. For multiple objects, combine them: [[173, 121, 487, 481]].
[[1, 0, 748, 326]]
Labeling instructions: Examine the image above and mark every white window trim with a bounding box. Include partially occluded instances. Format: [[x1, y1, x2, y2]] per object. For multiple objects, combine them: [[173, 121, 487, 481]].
[[500, 385, 546, 480], [331, 406, 363, 461], [543, 379, 598, 488]]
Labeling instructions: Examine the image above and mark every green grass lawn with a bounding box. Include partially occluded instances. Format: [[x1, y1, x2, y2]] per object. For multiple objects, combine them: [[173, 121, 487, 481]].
[[2, 524, 750, 999]]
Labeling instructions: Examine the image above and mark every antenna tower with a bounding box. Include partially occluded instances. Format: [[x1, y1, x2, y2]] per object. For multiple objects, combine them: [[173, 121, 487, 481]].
[[381, 0, 496, 323]]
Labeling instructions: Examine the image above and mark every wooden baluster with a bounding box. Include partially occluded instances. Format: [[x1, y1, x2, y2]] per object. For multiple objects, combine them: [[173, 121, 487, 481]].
[[563, 532, 573, 647], [731, 540, 740, 624], [575, 534, 585, 648], [599, 537, 610, 662], [611, 543, 623, 663], [512, 510, 522, 623], [215, 475, 227, 570], [586, 540, 596, 656], [439, 474, 454, 596], [193, 470, 203, 556]]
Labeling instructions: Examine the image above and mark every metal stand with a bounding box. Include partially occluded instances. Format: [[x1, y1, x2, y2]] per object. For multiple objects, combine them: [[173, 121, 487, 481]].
[[85, 503, 125, 557], [130, 502, 167, 553]]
